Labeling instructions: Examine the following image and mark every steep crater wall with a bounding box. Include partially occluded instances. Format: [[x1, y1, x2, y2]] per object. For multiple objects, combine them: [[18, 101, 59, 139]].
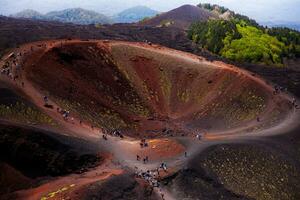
[[25, 41, 292, 137]]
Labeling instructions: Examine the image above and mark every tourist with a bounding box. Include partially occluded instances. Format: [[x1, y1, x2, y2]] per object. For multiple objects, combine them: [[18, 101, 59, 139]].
[[257, 117, 260, 122], [102, 131, 108, 140], [292, 98, 296, 106], [43, 96, 49, 105]]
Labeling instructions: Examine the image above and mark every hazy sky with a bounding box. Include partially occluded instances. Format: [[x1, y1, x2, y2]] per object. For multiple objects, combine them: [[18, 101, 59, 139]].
[[0, 0, 299, 22]]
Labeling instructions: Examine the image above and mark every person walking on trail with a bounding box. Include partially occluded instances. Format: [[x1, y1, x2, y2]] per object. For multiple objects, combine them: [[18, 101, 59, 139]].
[[196, 134, 201, 140], [102, 133, 108, 140], [43, 96, 49, 106], [292, 98, 297, 107], [145, 156, 149, 163], [184, 152, 187, 157], [159, 189, 165, 200], [62, 112, 68, 120], [161, 163, 167, 172], [257, 117, 260, 122], [136, 155, 140, 161]]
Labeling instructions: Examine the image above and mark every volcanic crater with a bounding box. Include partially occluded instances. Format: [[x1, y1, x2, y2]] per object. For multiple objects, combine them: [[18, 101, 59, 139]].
[[22, 40, 293, 138], [0, 39, 299, 200]]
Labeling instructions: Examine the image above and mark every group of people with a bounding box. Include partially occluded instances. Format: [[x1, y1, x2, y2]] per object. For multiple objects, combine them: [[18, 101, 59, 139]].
[[112, 130, 124, 138], [272, 85, 300, 110], [136, 168, 160, 187], [274, 85, 299, 109], [100, 129, 125, 141], [56, 107, 72, 121], [0, 43, 52, 84], [135, 162, 169, 199], [143, 40, 152, 46], [0, 52, 24, 84], [0, 65, 12, 77]]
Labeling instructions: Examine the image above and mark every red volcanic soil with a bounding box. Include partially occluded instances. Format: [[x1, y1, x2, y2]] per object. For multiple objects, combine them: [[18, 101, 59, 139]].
[[70, 173, 158, 200], [140, 4, 217, 29], [124, 138, 185, 161], [2, 39, 294, 138], [0, 39, 299, 200]]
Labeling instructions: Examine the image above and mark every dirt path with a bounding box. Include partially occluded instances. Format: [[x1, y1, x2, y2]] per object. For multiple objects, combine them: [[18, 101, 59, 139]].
[[15, 160, 123, 200], [1, 39, 300, 200]]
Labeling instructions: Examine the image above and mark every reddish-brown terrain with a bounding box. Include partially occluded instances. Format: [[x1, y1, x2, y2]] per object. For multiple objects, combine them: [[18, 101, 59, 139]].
[[0, 39, 300, 200], [6, 39, 294, 137]]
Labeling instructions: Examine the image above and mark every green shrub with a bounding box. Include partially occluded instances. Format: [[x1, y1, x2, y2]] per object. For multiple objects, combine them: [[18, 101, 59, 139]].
[[188, 19, 286, 65], [221, 25, 285, 65]]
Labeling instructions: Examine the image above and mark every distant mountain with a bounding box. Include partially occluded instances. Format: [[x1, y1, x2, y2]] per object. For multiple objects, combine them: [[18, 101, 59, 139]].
[[114, 6, 159, 23], [45, 8, 112, 25], [10, 8, 112, 25], [261, 21, 300, 31], [140, 4, 217, 29], [10, 9, 45, 20]]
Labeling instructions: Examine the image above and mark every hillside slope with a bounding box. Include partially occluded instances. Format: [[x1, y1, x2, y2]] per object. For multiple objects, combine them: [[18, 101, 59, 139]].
[[140, 4, 217, 29], [10, 9, 44, 20], [1, 40, 292, 137], [45, 8, 112, 25]]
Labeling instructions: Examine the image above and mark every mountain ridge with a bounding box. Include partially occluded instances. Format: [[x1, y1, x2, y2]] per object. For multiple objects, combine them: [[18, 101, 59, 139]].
[[10, 8, 112, 25], [10, 6, 160, 25], [10, 9, 44, 20], [114, 6, 159, 23]]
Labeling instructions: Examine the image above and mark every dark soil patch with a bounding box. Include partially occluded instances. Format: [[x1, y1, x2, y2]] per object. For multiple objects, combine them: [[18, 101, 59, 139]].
[[76, 173, 158, 200], [186, 142, 300, 200], [0, 123, 104, 195], [163, 168, 252, 200]]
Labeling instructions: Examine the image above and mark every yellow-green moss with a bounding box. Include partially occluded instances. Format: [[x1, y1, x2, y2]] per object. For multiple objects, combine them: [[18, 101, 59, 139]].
[[0, 102, 56, 125], [177, 89, 191, 103], [56, 99, 128, 130], [159, 68, 172, 104]]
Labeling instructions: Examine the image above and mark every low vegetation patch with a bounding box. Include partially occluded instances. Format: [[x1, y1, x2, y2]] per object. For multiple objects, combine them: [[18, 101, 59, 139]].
[[199, 144, 300, 200], [189, 4, 300, 65], [0, 102, 55, 126]]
